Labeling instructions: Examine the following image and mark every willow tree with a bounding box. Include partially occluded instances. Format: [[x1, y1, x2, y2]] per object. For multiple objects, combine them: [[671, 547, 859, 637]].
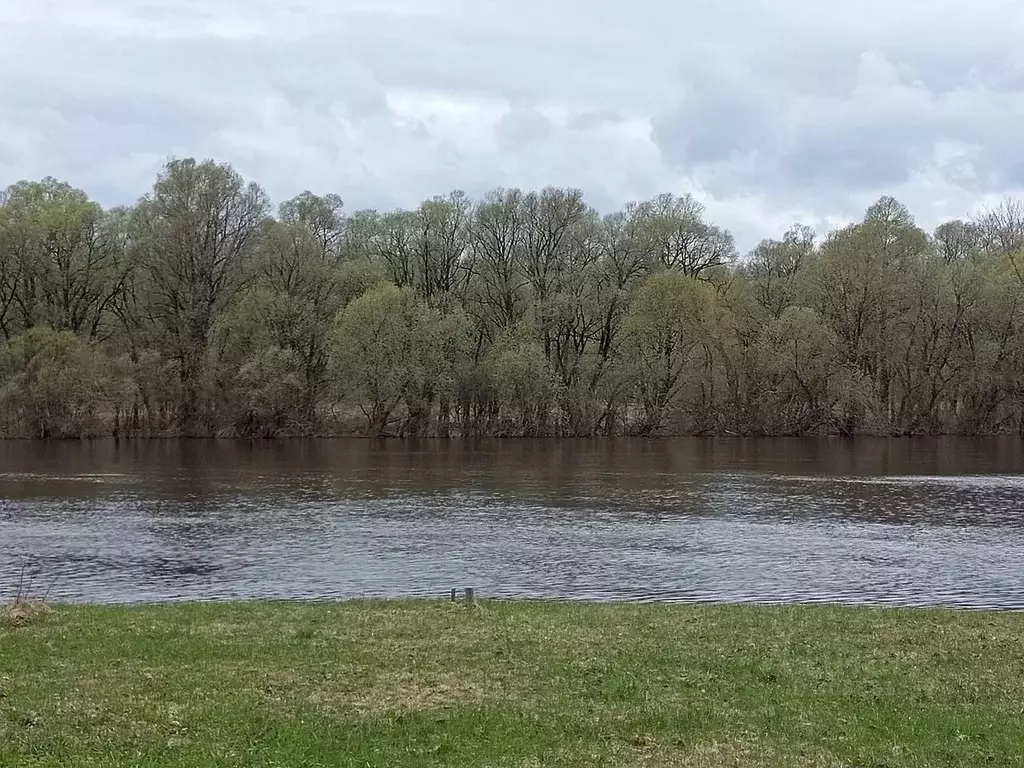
[[278, 190, 345, 258], [469, 188, 531, 338], [638, 193, 736, 277], [885, 254, 979, 433], [482, 322, 559, 436], [517, 188, 601, 431], [254, 192, 351, 424], [808, 196, 929, 430], [934, 219, 981, 263], [624, 270, 717, 433], [751, 306, 843, 434], [0, 325, 125, 438], [132, 159, 269, 434], [412, 191, 474, 304], [0, 179, 128, 339], [745, 224, 815, 321], [331, 283, 471, 436], [951, 254, 1024, 433]]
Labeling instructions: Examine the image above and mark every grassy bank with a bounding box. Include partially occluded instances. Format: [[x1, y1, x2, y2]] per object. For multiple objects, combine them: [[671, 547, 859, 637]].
[[1, 601, 1022, 767]]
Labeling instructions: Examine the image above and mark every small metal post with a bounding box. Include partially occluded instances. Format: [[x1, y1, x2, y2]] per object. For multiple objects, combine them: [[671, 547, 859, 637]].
[[450, 588, 457, 602], [465, 587, 475, 605]]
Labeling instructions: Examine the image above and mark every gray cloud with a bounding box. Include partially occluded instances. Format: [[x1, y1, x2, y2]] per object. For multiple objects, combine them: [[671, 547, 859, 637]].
[[1, 0, 1023, 249], [496, 107, 554, 150]]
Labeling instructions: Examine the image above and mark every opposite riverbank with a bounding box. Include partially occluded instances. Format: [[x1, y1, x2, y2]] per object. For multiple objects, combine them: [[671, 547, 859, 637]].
[[2, 601, 1022, 767]]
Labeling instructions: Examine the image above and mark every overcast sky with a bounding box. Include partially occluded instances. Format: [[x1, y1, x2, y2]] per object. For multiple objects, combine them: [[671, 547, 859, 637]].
[[2, 0, 1024, 249]]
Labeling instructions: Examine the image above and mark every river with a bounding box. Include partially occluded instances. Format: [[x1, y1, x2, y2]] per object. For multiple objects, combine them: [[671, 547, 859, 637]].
[[1, 438, 1023, 608]]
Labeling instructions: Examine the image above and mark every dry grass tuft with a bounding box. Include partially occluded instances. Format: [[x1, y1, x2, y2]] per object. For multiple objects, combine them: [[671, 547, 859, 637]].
[[5, 596, 53, 627], [3, 560, 56, 628]]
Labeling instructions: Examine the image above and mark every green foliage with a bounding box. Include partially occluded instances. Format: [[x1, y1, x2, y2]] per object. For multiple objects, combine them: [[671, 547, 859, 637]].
[[131, 158, 270, 435], [214, 289, 306, 436], [482, 323, 559, 435], [0, 178, 126, 340], [0, 326, 123, 437], [331, 283, 470, 435], [751, 306, 844, 433], [3, 161, 1024, 437], [229, 345, 305, 437], [624, 271, 716, 433]]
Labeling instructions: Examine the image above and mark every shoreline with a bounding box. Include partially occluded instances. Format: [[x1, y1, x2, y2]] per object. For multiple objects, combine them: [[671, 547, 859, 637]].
[[12, 596, 1024, 613]]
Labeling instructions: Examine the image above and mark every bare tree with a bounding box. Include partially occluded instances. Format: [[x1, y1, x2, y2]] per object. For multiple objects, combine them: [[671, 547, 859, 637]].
[[933, 219, 981, 263], [638, 193, 737, 277]]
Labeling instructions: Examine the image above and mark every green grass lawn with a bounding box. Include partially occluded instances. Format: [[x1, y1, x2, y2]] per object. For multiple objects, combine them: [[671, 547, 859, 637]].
[[2, 601, 1023, 767]]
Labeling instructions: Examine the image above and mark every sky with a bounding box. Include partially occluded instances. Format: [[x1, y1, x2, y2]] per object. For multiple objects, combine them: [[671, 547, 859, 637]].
[[2, 0, 1024, 250]]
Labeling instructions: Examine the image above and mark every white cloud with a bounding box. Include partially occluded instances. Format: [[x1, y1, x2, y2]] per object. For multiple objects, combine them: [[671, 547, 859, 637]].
[[1, 0, 1023, 249]]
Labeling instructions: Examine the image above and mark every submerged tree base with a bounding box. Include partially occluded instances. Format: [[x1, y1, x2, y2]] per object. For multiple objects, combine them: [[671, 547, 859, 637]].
[[1, 601, 1022, 766]]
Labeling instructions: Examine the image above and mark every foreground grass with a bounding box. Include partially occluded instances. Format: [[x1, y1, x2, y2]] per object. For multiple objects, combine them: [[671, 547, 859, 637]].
[[2, 602, 1023, 767]]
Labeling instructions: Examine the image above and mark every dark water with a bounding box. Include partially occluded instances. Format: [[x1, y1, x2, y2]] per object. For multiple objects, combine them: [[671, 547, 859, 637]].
[[2, 438, 1024, 609]]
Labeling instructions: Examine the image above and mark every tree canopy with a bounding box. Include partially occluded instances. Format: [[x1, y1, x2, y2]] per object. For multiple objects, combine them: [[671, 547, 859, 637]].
[[2, 159, 1024, 437]]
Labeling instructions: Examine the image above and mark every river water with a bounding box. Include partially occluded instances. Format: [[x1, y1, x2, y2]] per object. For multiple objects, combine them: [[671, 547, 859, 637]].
[[1, 438, 1023, 608]]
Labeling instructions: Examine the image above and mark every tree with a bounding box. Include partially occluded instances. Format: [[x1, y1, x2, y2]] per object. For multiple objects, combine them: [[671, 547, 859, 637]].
[[623, 271, 716, 433], [481, 323, 559, 436], [951, 255, 1024, 434], [808, 197, 929, 430], [746, 224, 815, 319], [0, 326, 125, 438], [228, 345, 305, 437], [413, 191, 474, 303], [278, 190, 344, 257], [133, 159, 269, 434], [976, 199, 1024, 261], [0, 179, 128, 339], [638, 193, 736, 277], [934, 220, 981, 263], [752, 306, 843, 433], [331, 283, 471, 435], [469, 188, 531, 337], [886, 256, 976, 433], [247, 194, 358, 424]]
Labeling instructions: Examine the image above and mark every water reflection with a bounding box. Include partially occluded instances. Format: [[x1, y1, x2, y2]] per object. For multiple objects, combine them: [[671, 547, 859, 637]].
[[1, 438, 1023, 607]]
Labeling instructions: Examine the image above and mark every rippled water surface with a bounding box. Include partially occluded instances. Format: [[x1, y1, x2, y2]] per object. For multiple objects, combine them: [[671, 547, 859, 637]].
[[2, 438, 1024, 608]]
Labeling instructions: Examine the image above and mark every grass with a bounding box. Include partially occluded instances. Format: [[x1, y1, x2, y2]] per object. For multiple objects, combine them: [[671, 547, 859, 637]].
[[1, 601, 1023, 767]]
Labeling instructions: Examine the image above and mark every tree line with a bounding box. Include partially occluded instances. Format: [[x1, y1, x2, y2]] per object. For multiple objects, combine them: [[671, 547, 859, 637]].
[[2, 157, 1024, 438]]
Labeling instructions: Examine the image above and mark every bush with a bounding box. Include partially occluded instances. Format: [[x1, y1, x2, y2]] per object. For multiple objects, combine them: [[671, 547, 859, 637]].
[[0, 326, 121, 438]]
